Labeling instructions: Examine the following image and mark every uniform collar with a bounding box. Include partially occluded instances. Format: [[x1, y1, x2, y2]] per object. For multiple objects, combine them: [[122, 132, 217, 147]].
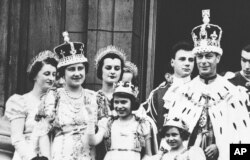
[[172, 75, 191, 85], [199, 74, 217, 84]]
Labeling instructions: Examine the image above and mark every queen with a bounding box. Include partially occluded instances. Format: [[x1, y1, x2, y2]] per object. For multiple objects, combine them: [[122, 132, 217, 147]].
[[36, 31, 97, 160]]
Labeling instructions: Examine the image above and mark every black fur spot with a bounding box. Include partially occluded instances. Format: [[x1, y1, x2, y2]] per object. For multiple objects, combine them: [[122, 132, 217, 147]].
[[239, 101, 243, 106], [172, 101, 176, 108], [231, 103, 235, 109], [243, 120, 247, 127], [224, 86, 229, 91], [217, 93, 223, 100], [187, 109, 191, 115], [220, 111, 223, 116], [220, 127, 222, 134], [199, 96, 202, 102], [212, 113, 216, 119], [182, 108, 187, 113], [233, 123, 237, 130]]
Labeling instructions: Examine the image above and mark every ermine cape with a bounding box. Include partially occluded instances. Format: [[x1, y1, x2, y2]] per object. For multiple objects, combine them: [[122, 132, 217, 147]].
[[164, 75, 250, 160]]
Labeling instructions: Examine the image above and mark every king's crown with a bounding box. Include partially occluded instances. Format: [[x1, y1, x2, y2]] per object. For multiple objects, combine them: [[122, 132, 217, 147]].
[[191, 9, 223, 55]]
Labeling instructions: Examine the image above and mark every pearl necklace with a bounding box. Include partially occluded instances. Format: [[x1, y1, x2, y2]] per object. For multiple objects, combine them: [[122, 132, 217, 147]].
[[65, 88, 83, 100]]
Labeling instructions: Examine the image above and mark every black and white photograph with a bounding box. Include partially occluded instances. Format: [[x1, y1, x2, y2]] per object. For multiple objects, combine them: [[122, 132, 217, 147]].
[[1, 0, 250, 160]]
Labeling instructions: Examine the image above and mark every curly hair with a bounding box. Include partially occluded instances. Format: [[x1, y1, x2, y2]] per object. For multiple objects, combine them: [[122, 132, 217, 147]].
[[28, 57, 58, 82]]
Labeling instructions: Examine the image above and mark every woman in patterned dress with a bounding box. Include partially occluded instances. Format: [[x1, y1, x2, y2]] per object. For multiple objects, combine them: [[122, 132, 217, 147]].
[[87, 81, 152, 160], [95, 45, 126, 119], [37, 32, 97, 160], [94, 46, 126, 160], [5, 50, 58, 160]]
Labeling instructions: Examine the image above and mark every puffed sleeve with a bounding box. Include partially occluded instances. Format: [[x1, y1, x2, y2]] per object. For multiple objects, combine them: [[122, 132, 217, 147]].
[[5, 94, 37, 160], [5, 94, 27, 121], [98, 117, 109, 135]]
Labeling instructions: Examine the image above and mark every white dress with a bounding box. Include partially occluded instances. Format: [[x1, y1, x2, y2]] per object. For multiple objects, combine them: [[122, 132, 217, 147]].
[[99, 115, 151, 160], [5, 93, 43, 160]]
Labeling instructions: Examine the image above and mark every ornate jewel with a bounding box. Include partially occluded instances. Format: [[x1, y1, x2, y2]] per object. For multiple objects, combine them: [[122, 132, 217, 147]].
[[94, 45, 126, 69], [114, 81, 139, 98], [54, 31, 87, 68], [124, 61, 138, 77], [27, 50, 59, 73], [199, 109, 208, 127], [191, 9, 223, 55]]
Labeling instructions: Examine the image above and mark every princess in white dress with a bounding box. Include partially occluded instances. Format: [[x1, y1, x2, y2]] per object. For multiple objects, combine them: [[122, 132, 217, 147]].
[[87, 81, 152, 160]]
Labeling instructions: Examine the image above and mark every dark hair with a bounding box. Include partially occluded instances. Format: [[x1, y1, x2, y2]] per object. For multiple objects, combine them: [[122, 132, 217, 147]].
[[57, 62, 89, 78], [28, 57, 58, 82], [160, 126, 190, 141], [242, 44, 250, 52], [97, 53, 125, 80], [170, 41, 193, 59], [111, 92, 139, 111]]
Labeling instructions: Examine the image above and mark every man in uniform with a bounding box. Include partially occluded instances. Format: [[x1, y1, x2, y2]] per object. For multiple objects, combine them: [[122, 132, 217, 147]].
[[141, 41, 195, 143], [229, 44, 250, 93], [165, 10, 250, 160]]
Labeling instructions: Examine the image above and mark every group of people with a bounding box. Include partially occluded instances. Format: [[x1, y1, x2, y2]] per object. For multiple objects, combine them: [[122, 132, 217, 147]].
[[4, 9, 250, 160]]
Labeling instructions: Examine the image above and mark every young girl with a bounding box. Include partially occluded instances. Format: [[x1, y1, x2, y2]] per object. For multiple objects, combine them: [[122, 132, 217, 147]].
[[87, 81, 152, 160], [152, 117, 206, 160]]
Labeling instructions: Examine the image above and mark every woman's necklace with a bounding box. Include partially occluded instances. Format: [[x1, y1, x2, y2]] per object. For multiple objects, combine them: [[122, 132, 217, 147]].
[[65, 87, 83, 99]]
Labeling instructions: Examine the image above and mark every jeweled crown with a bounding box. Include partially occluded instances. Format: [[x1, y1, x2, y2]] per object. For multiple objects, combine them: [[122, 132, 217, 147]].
[[54, 31, 87, 68], [114, 81, 138, 98], [191, 9, 223, 55]]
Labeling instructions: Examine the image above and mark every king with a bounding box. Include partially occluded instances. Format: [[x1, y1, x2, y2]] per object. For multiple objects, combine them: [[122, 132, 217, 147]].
[[164, 9, 250, 160]]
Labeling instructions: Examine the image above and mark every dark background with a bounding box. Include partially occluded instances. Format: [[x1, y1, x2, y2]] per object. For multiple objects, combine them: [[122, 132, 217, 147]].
[[154, 0, 250, 87]]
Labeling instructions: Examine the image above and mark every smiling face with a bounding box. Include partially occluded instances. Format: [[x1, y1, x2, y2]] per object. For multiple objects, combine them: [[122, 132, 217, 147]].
[[64, 63, 86, 88], [196, 52, 221, 78], [102, 58, 122, 84], [241, 50, 250, 79], [34, 64, 56, 91], [114, 96, 132, 119], [171, 49, 194, 78], [165, 127, 183, 150]]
